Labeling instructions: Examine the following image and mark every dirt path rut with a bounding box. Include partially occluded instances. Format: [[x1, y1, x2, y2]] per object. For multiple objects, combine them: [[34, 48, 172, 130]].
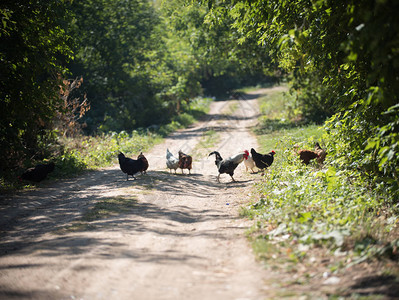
[[0, 88, 278, 299]]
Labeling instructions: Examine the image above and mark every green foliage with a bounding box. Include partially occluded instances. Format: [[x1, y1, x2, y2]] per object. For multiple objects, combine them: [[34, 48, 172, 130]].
[[254, 87, 315, 141], [66, 0, 237, 132], [156, 96, 212, 136], [0, 0, 72, 169], [162, 0, 277, 98], [258, 86, 299, 121], [206, 0, 399, 198], [67, 0, 166, 132]]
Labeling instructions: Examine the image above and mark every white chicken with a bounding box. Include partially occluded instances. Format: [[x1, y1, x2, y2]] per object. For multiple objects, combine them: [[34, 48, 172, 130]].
[[166, 148, 179, 173], [243, 150, 256, 173]]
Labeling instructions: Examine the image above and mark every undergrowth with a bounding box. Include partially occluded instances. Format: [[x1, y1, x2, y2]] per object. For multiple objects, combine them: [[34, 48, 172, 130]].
[[57, 130, 162, 175], [245, 87, 399, 272]]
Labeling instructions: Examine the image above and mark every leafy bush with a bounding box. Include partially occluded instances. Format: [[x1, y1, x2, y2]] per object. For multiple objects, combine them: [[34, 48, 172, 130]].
[[175, 113, 195, 128]]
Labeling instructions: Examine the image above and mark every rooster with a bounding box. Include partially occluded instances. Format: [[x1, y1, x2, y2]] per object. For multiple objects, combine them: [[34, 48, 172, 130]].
[[178, 150, 192, 174], [137, 152, 149, 174], [250, 148, 275, 170], [243, 150, 256, 173], [166, 149, 179, 173], [19, 162, 55, 183], [118, 152, 144, 180], [209, 151, 248, 182]]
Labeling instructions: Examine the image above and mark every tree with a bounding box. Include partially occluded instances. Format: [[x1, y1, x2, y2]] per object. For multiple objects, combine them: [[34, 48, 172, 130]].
[[67, 0, 168, 132], [0, 0, 72, 169], [161, 0, 277, 97]]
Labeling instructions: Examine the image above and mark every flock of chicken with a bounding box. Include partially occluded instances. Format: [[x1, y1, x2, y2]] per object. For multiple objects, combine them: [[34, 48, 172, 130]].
[[117, 147, 276, 182], [18, 143, 326, 183]]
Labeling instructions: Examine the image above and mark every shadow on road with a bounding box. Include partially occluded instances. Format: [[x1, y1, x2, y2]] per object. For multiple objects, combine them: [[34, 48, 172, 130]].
[[0, 166, 252, 263]]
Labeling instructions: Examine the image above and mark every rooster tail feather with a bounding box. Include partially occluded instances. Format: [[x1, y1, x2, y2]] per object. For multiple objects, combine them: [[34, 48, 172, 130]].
[[209, 151, 222, 160], [208, 151, 217, 157], [209, 151, 223, 166]]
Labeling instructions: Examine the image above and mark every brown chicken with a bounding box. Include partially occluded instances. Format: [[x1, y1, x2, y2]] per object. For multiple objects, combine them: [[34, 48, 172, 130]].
[[297, 142, 326, 165], [137, 152, 149, 174], [298, 149, 318, 165], [314, 142, 327, 164], [178, 150, 192, 174]]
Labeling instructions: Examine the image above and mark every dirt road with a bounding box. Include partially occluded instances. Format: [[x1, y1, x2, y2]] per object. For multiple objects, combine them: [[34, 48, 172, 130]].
[[0, 88, 279, 299]]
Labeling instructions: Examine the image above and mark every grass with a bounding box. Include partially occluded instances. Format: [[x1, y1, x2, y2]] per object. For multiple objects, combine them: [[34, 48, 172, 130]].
[[244, 85, 399, 290], [257, 86, 296, 120], [82, 196, 137, 222], [198, 129, 220, 149], [221, 100, 239, 116], [192, 129, 221, 158], [55, 196, 138, 233]]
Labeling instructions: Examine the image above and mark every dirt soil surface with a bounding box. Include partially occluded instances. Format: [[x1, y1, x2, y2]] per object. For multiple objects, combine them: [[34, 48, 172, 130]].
[[0, 88, 283, 300]]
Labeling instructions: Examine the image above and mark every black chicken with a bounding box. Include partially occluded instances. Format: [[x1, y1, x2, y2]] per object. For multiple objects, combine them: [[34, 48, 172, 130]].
[[250, 148, 275, 170], [208, 151, 248, 182], [118, 152, 144, 181], [19, 162, 55, 182]]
